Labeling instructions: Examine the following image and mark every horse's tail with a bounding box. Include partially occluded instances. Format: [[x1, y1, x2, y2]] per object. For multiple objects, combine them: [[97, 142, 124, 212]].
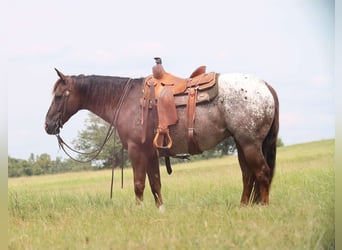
[[262, 83, 279, 184]]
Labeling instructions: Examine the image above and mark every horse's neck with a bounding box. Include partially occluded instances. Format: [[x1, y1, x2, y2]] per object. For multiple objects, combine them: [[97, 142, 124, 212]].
[[78, 76, 139, 123], [75, 76, 137, 124]]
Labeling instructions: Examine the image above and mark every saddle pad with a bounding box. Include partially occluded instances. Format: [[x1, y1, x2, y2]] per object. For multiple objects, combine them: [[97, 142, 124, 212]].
[[174, 76, 219, 106]]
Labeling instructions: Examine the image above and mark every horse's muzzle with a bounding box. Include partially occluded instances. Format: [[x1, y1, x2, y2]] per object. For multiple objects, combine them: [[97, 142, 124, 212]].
[[44, 121, 60, 135]]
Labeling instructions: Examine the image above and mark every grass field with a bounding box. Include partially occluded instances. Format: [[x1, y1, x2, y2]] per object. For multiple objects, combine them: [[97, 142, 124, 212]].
[[8, 139, 335, 249]]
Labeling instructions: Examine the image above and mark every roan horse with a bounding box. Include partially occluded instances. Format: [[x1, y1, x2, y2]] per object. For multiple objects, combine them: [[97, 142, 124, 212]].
[[45, 64, 279, 211]]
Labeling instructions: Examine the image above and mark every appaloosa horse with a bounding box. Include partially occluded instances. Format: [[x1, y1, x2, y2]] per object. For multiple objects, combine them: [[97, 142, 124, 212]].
[[45, 67, 279, 211]]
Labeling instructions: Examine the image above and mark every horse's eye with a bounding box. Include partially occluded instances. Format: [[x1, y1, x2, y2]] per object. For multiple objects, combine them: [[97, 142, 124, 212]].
[[54, 95, 62, 101]]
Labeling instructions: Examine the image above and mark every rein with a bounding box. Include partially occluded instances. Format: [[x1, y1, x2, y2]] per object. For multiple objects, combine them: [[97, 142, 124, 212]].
[[56, 78, 133, 199]]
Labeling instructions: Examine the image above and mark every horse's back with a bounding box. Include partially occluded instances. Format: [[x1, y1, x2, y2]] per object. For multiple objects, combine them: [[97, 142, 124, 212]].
[[218, 73, 276, 141]]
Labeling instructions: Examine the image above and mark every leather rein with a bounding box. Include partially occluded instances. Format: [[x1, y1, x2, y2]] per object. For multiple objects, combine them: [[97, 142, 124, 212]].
[[55, 78, 133, 198]]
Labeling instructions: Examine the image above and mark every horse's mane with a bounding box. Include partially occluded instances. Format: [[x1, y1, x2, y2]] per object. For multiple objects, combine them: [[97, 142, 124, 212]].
[[54, 75, 140, 112], [77, 75, 135, 111]]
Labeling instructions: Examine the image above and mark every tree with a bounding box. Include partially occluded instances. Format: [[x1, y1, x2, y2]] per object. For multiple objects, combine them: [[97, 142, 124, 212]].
[[35, 153, 52, 174], [8, 157, 24, 177], [277, 137, 284, 147], [72, 113, 126, 168], [215, 137, 237, 156]]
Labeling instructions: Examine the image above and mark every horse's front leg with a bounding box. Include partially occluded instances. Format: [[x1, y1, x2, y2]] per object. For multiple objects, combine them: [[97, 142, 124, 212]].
[[147, 150, 164, 212], [128, 143, 148, 205]]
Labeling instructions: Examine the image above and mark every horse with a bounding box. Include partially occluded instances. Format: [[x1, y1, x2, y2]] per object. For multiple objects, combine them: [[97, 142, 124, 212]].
[[45, 67, 279, 211]]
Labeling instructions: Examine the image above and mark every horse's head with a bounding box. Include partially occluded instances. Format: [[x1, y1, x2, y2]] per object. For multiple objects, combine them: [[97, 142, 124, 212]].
[[45, 69, 80, 135]]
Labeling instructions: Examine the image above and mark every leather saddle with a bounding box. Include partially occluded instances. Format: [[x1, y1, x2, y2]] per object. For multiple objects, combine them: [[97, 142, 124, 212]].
[[142, 57, 218, 158]]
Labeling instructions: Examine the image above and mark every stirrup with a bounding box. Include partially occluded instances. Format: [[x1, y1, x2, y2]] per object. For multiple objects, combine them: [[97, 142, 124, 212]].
[[153, 128, 172, 149]]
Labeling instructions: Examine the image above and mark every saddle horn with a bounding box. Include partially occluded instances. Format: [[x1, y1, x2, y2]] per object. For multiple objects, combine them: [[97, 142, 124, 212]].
[[152, 57, 165, 79], [154, 57, 162, 64]]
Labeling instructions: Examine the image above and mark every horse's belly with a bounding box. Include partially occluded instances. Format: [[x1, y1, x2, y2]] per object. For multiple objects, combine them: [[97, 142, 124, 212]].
[[168, 99, 228, 155]]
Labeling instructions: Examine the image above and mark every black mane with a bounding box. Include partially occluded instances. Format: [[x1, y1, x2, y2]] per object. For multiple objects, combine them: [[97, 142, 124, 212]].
[[72, 75, 141, 111]]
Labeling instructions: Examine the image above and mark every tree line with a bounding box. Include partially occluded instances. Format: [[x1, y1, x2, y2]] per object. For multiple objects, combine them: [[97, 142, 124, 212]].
[[9, 113, 283, 177], [8, 153, 93, 177]]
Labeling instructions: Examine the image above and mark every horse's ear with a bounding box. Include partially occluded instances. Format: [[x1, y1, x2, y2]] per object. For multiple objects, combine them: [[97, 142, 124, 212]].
[[54, 68, 66, 81]]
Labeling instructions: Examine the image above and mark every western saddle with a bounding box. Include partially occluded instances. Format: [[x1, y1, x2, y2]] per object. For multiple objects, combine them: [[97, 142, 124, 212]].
[[142, 57, 218, 172]]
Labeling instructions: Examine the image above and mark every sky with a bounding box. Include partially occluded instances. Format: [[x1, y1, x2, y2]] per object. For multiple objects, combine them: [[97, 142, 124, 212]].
[[4, 0, 334, 160]]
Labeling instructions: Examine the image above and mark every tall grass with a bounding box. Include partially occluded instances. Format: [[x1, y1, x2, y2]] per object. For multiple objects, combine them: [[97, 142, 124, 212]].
[[8, 139, 334, 249]]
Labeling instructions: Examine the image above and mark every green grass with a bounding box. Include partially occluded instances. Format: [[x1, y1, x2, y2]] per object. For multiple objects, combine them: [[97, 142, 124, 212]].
[[8, 139, 335, 249]]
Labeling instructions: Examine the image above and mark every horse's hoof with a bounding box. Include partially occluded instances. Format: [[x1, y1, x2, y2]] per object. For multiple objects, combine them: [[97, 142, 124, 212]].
[[158, 204, 165, 213]]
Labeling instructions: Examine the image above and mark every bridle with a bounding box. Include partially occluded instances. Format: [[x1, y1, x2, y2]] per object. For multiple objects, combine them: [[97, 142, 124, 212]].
[[54, 78, 133, 198], [55, 89, 70, 132], [55, 84, 113, 162], [55, 78, 132, 161]]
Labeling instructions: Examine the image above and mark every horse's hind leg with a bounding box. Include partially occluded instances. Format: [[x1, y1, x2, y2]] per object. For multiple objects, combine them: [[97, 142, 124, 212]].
[[236, 143, 255, 205], [147, 151, 164, 212], [239, 142, 271, 205]]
